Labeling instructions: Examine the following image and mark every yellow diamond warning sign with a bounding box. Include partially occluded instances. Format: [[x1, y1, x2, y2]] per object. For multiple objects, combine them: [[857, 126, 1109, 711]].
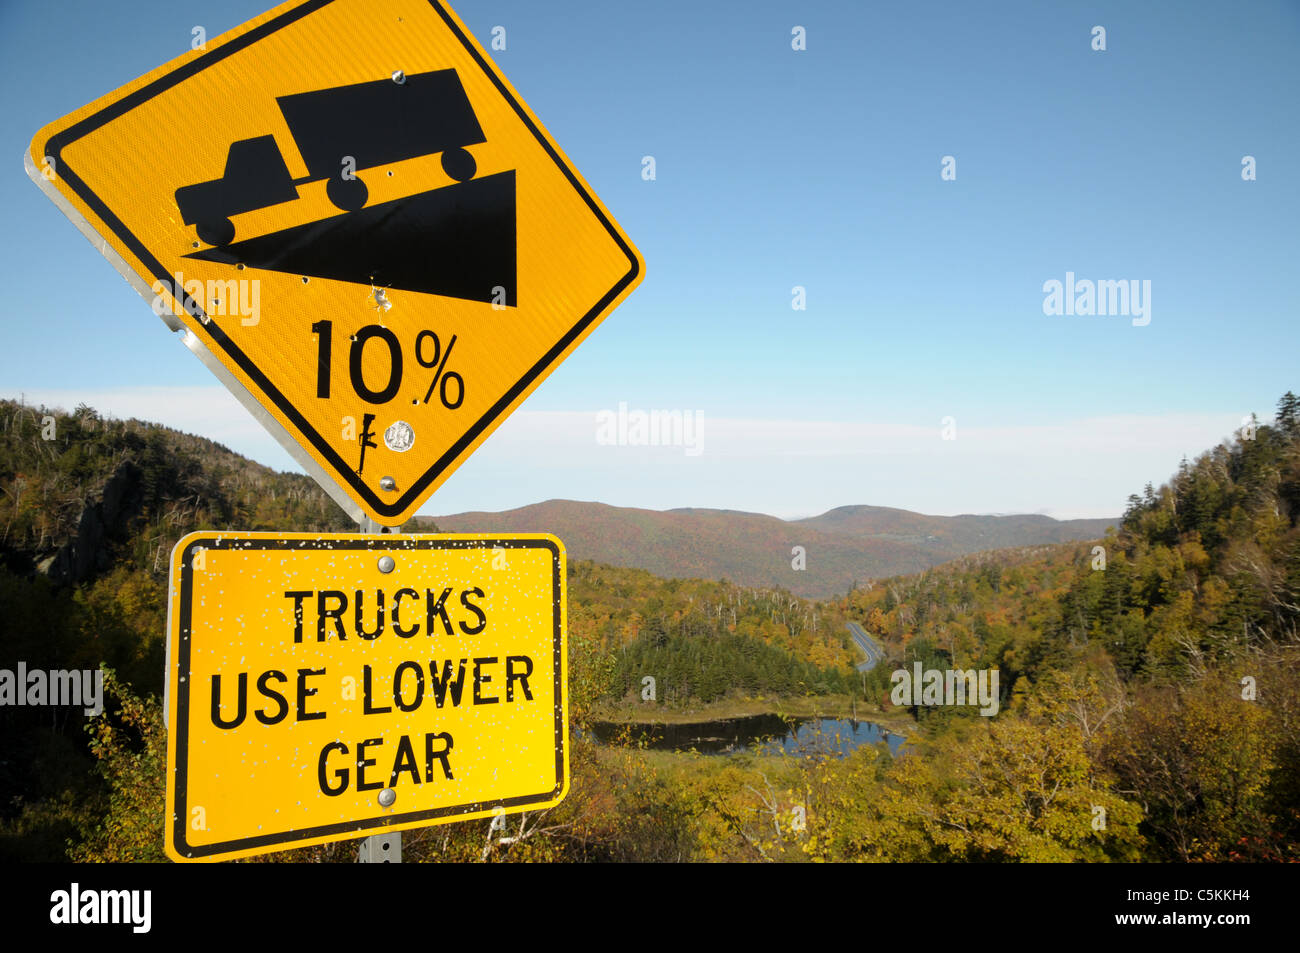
[[28, 0, 643, 526], [164, 532, 567, 862]]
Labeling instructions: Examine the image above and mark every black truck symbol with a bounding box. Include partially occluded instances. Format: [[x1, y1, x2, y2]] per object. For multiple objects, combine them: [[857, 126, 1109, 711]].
[[175, 69, 486, 246]]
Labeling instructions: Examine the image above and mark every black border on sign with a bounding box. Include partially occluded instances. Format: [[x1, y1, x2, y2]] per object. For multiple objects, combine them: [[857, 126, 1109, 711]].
[[170, 535, 565, 859], [42, 0, 641, 520]]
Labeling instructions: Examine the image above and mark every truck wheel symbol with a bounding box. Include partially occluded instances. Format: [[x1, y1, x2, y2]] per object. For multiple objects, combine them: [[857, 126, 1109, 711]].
[[197, 218, 236, 247], [327, 175, 369, 212], [441, 147, 476, 182]]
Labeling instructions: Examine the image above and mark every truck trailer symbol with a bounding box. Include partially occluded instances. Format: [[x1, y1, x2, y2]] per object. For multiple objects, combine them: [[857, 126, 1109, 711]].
[[175, 69, 486, 246]]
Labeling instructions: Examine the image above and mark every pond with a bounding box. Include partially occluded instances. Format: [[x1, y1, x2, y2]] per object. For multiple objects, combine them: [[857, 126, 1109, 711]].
[[586, 713, 907, 757]]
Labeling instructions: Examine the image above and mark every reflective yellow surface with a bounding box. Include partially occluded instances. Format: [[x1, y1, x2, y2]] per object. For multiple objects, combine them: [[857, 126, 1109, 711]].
[[30, 0, 642, 525], [164, 532, 567, 862]]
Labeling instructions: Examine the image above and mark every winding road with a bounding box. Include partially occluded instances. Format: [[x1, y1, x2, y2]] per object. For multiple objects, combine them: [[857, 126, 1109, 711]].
[[846, 621, 885, 673]]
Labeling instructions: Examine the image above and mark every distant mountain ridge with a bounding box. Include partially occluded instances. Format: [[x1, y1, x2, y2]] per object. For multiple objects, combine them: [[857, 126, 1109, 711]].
[[426, 500, 1116, 599], [0, 397, 1115, 602]]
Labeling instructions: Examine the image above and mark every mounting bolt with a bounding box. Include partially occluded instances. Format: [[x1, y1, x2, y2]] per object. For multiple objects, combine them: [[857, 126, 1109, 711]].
[[378, 788, 396, 808], [379, 476, 397, 491], [391, 70, 406, 85], [377, 555, 395, 574]]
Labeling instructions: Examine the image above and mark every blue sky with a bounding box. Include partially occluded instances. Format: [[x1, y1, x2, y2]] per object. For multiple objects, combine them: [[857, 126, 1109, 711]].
[[2, 0, 1297, 520]]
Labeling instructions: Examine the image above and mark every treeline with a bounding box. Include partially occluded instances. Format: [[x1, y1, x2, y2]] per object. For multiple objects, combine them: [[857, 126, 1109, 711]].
[[613, 630, 855, 704], [841, 391, 1300, 861], [568, 560, 857, 671], [1056, 394, 1300, 678], [565, 559, 861, 708], [0, 400, 357, 566]]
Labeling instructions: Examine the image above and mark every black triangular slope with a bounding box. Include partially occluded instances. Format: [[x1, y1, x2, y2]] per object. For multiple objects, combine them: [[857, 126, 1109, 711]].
[[186, 171, 516, 305]]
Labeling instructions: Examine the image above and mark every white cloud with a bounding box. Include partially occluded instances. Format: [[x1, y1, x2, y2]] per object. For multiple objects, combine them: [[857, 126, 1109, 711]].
[[2, 387, 1245, 522], [429, 409, 1242, 519]]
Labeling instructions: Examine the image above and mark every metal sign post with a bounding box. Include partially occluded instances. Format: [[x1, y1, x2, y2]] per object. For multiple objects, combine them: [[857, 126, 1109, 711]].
[[357, 830, 401, 863], [358, 513, 400, 864]]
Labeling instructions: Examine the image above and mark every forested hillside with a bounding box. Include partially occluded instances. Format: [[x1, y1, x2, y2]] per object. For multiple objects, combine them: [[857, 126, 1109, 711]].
[[1, 394, 1296, 863], [841, 393, 1300, 861], [0, 399, 355, 578], [568, 560, 859, 704], [848, 394, 1300, 690]]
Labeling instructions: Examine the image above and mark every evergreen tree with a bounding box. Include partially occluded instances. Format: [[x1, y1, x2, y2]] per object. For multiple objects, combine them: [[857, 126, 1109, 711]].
[[1277, 391, 1300, 438]]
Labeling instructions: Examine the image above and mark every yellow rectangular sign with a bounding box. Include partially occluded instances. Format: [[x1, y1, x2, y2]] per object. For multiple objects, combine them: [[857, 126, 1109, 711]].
[[164, 532, 566, 862]]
